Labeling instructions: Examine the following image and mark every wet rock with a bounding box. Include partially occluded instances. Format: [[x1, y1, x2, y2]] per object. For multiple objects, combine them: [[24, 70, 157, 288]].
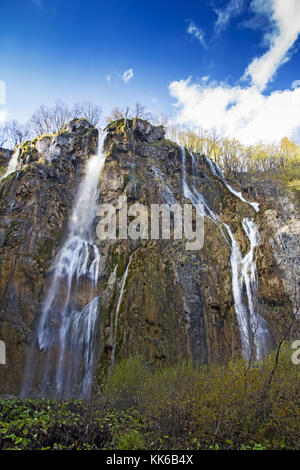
[[0, 120, 98, 394], [0, 118, 297, 395]]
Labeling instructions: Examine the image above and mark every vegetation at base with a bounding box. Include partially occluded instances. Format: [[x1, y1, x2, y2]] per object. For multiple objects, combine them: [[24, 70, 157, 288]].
[[0, 343, 299, 450]]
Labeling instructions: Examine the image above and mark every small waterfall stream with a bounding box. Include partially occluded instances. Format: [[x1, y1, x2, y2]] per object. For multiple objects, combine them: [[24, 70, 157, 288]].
[[205, 157, 260, 212], [22, 133, 106, 398], [0, 148, 20, 180], [181, 148, 270, 360], [109, 254, 134, 373]]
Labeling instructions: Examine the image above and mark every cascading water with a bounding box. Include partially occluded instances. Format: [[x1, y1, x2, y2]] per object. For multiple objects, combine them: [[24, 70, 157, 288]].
[[109, 254, 133, 372], [240, 218, 271, 359], [0, 148, 20, 180], [205, 157, 260, 212], [22, 133, 106, 398], [181, 148, 271, 360], [182, 147, 229, 245], [224, 221, 270, 359]]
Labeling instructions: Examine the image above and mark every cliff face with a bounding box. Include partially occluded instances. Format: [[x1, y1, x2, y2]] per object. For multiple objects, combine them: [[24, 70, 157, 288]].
[[96, 120, 294, 373], [0, 120, 98, 394], [0, 118, 297, 396], [245, 178, 300, 317]]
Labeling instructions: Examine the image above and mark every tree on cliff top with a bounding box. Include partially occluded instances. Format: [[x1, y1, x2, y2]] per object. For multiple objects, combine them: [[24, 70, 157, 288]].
[[29, 100, 102, 135]]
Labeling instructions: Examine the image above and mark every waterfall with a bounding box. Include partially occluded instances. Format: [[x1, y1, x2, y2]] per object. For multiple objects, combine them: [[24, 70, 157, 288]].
[[0, 148, 20, 180], [205, 157, 260, 212], [22, 132, 106, 398], [182, 147, 229, 245], [241, 219, 271, 359], [224, 223, 252, 357], [224, 221, 270, 359], [109, 254, 133, 372], [181, 148, 270, 360], [181, 147, 211, 219]]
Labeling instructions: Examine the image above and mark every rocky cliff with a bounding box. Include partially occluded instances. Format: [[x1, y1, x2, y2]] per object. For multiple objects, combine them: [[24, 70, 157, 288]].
[[0, 118, 297, 396]]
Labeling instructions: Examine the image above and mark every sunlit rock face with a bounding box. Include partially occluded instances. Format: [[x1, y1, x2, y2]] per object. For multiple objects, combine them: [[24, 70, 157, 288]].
[[0, 118, 297, 396]]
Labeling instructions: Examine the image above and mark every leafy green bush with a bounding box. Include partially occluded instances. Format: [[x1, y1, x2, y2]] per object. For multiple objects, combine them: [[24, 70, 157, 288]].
[[1, 346, 299, 450], [117, 430, 148, 450]]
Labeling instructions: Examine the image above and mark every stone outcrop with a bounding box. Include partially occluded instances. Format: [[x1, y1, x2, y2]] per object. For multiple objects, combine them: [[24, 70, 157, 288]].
[[0, 118, 297, 395]]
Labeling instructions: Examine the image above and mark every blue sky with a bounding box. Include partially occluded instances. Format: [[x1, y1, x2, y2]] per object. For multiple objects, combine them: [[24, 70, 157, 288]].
[[1, 0, 300, 144]]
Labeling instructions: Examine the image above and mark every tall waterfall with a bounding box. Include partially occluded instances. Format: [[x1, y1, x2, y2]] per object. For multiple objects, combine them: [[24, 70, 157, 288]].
[[181, 148, 271, 360], [22, 133, 106, 398], [224, 221, 270, 360]]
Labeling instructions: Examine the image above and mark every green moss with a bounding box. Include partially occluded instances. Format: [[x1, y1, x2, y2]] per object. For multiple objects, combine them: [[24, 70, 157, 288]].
[[35, 237, 55, 269], [105, 118, 128, 135], [36, 133, 52, 142], [150, 139, 177, 148], [20, 140, 32, 149], [0, 170, 16, 184], [4, 219, 21, 240], [53, 128, 68, 137]]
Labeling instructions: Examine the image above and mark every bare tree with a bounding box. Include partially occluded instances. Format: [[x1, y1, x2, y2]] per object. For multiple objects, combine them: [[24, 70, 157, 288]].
[[29, 104, 57, 135], [53, 100, 71, 131], [0, 120, 31, 148], [29, 100, 102, 136], [107, 106, 126, 122], [71, 101, 102, 127], [133, 102, 152, 121], [0, 125, 8, 147], [152, 112, 169, 128], [7, 120, 31, 146]]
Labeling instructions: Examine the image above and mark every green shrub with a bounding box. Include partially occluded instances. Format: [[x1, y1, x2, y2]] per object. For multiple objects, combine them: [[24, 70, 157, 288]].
[[117, 430, 147, 450], [1, 346, 299, 450]]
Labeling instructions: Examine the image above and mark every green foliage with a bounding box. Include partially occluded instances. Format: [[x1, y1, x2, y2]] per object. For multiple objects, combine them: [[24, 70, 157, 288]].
[[103, 355, 147, 408], [1, 348, 299, 450], [117, 430, 147, 450], [99, 350, 300, 450], [0, 399, 112, 450], [169, 126, 300, 194]]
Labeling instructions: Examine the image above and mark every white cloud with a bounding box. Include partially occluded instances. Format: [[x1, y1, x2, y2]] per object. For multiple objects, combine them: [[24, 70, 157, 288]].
[[187, 21, 206, 48], [214, 0, 245, 34], [106, 75, 111, 82], [244, 0, 300, 90], [169, 0, 300, 145], [169, 78, 300, 145], [292, 80, 300, 89], [122, 68, 134, 83]]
